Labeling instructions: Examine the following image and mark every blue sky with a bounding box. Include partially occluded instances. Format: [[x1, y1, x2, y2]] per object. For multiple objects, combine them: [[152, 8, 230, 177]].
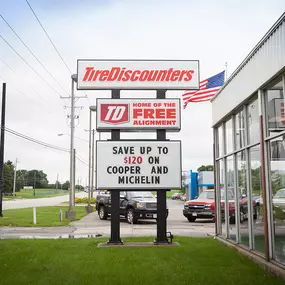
[[0, 0, 284, 183]]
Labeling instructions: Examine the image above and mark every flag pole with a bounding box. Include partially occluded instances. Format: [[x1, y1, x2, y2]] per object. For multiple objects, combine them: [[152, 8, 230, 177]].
[[225, 62, 228, 81]]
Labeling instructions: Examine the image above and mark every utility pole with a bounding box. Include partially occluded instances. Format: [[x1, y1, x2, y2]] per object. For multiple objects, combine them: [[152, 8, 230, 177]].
[[0, 83, 6, 217], [91, 129, 95, 199], [13, 158, 18, 200], [56, 173, 59, 190], [33, 172, 36, 197]]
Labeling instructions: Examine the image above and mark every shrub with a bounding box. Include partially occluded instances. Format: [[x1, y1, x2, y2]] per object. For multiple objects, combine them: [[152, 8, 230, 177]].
[[75, 197, 96, 204]]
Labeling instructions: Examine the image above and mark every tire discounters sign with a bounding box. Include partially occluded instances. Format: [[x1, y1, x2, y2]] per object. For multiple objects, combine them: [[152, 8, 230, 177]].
[[96, 141, 182, 190], [77, 60, 199, 90], [96, 98, 181, 131]]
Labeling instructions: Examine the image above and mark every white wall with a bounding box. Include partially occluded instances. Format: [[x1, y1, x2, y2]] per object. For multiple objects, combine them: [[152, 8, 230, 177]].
[[212, 14, 285, 126]]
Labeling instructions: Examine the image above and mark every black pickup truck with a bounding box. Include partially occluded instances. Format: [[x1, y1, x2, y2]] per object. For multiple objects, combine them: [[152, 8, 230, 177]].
[[95, 191, 168, 224]]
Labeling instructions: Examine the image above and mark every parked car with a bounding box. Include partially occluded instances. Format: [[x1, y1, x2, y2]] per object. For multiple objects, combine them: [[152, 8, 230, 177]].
[[183, 189, 257, 223], [96, 191, 168, 224], [171, 193, 182, 200], [180, 194, 186, 201]]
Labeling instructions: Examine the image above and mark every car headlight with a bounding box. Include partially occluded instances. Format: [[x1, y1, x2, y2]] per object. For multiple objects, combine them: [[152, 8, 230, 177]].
[[184, 204, 189, 209], [205, 204, 212, 209], [136, 202, 145, 208]]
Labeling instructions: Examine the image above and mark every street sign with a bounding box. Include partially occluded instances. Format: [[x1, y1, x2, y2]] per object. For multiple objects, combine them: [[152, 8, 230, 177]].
[[96, 141, 182, 189], [77, 59, 199, 90], [96, 98, 181, 132]]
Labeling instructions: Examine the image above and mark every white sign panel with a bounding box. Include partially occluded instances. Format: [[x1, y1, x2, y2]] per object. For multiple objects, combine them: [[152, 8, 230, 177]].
[[96, 98, 181, 132], [77, 60, 199, 90], [96, 141, 182, 189]]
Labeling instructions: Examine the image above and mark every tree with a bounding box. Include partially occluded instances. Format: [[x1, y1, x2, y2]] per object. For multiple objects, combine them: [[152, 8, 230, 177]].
[[25, 170, 49, 189], [197, 165, 214, 172], [4, 160, 14, 193], [16, 169, 28, 192], [62, 181, 70, 190]]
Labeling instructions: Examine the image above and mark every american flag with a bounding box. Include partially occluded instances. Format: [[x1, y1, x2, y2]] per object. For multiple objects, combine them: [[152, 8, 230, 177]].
[[182, 71, 225, 109]]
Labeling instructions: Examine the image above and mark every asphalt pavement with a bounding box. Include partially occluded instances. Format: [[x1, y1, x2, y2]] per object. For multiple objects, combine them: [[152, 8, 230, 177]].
[[2, 191, 87, 210], [0, 198, 215, 239]]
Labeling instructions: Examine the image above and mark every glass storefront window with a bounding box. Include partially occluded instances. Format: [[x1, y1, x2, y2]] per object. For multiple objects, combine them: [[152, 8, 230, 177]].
[[248, 97, 260, 145], [237, 151, 250, 246], [266, 80, 284, 138], [219, 159, 226, 237], [250, 145, 265, 255], [235, 110, 246, 150], [225, 119, 233, 154], [269, 135, 285, 265], [227, 156, 236, 242], [218, 125, 223, 158]]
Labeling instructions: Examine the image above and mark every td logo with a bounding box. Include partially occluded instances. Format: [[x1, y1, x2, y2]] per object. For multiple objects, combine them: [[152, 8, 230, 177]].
[[100, 104, 129, 124]]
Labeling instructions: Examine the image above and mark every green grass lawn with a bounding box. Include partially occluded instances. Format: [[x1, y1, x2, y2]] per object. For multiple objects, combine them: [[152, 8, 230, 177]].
[[0, 206, 89, 227], [9, 188, 70, 199], [0, 237, 283, 285]]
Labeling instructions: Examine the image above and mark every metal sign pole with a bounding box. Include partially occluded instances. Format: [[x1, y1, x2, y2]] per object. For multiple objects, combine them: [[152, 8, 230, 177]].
[[108, 89, 122, 244], [156, 89, 168, 243]]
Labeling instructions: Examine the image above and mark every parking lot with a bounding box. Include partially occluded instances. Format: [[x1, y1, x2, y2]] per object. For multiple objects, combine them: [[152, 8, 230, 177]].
[[72, 199, 215, 238]]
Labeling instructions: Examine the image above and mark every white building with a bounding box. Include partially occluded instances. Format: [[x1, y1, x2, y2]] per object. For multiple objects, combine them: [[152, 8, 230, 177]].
[[212, 12, 285, 273]]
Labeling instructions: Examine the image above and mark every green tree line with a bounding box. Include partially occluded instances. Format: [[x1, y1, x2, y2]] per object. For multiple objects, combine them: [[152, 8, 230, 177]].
[[2, 160, 77, 193]]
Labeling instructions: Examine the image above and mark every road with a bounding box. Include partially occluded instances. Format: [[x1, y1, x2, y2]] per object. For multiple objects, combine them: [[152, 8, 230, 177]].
[[2, 191, 88, 210], [0, 198, 215, 239]]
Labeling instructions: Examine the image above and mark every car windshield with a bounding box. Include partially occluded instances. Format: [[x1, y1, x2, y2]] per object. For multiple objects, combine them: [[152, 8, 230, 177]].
[[198, 191, 214, 199], [275, 189, 285, 198], [128, 191, 154, 198]]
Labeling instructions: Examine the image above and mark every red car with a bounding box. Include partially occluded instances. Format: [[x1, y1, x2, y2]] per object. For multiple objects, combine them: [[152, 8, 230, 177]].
[[183, 189, 257, 223]]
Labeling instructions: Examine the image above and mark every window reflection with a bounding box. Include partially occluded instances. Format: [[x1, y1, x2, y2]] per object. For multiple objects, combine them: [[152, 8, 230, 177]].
[[266, 80, 284, 137], [218, 125, 223, 158], [270, 135, 285, 265], [250, 146, 265, 254], [225, 119, 233, 154], [235, 110, 246, 150], [248, 98, 260, 145], [237, 151, 249, 247], [219, 160, 226, 237], [227, 156, 236, 242]]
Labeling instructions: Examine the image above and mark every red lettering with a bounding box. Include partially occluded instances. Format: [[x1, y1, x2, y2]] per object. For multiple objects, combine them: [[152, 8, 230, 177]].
[[156, 109, 165, 119], [107, 67, 121, 81], [145, 109, 155, 118], [130, 70, 140, 81], [83, 67, 94, 81], [133, 108, 143, 119], [166, 108, 176, 118], [99, 70, 109, 81], [184, 70, 194, 81], [178, 70, 188, 81], [170, 70, 181, 81]]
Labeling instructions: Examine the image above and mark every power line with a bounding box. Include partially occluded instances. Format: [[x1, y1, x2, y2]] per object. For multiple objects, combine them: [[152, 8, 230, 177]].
[[25, 0, 72, 75], [0, 74, 51, 114], [76, 155, 88, 167], [3, 126, 69, 153], [0, 14, 70, 97], [0, 33, 64, 98]]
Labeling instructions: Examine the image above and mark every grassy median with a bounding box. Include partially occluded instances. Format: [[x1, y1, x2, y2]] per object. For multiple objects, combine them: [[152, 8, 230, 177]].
[[0, 206, 90, 227], [0, 237, 283, 285]]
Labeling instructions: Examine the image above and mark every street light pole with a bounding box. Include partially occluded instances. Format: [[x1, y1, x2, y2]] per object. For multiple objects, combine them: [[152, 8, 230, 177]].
[[69, 75, 75, 209], [88, 109, 92, 207], [91, 129, 95, 199], [13, 158, 18, 200]]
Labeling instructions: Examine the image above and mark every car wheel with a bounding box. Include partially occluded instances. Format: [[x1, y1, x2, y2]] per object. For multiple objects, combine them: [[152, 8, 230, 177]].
[[98, 205, 108, 220], [187, 216, 196, 222], [253, 207, 258, 220], [229, 216, 236, 224], [126, 208, 137, 224]]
